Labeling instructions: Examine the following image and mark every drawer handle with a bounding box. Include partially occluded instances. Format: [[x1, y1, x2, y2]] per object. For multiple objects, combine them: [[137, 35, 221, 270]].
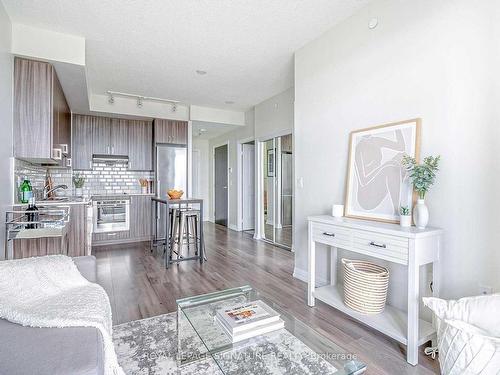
[[323, 232, 335, 237], [369, 241, 386, 248]]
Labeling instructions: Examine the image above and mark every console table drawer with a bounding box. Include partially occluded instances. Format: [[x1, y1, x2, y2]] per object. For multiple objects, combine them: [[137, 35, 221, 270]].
[[312, 223, 351, 247], [351, 231, 408, 264]]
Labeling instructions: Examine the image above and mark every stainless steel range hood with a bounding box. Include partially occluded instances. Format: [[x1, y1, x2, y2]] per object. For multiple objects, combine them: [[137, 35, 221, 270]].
[[92, 154, 129, 165]]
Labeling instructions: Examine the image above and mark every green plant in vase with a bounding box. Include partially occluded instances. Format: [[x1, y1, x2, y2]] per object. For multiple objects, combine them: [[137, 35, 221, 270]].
[[73, 173, 85, 197], [401, 155, 440, 229], [399, 205, 411, 227]]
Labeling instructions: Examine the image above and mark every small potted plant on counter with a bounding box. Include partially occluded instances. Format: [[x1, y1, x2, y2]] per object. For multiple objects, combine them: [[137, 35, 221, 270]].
[[402, 154, 441, 229], [73, 173, 85, 197], [399, 206, 412, 228], [139, 178, 148, 194]]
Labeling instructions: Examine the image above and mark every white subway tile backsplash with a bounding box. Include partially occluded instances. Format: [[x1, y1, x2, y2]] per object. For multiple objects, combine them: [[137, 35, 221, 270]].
[[14, 159, 154, 201]]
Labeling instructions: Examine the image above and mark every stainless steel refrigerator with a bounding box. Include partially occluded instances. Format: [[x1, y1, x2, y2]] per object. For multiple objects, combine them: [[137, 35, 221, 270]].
[[155, 144, 187, 238]]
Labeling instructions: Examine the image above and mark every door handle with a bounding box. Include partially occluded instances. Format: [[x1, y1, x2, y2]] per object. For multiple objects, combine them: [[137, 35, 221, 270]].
[[322, 232, 335, 237], [223, 186, 228, 189]]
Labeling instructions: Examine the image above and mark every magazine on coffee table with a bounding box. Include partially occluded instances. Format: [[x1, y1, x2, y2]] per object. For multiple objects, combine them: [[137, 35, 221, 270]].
[[215, 300, 284, 342]]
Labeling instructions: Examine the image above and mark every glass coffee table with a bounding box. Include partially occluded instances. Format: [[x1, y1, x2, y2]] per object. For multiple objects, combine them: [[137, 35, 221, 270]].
[[177, 285, 366, 374]]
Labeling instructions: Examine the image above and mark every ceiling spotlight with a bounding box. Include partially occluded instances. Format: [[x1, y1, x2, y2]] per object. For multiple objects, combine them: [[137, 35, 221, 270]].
[[196, 70, 207, 75], [199, 128, 207, 132], [108, 93, 114, 104], [137, 97, 143, 107], [225, 101, 235, 105], [172, 103, 177, 113]]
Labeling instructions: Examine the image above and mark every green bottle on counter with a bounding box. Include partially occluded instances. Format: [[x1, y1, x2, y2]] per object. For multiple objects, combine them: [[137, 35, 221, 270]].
[[20, 179, 33, 204]]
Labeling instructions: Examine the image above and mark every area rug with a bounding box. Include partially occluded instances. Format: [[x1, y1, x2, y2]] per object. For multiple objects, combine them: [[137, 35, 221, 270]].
[[113, 311, 339, 375]]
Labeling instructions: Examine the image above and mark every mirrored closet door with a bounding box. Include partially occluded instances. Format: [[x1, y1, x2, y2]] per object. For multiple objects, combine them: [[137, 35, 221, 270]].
[[261, 134, 293, 249]]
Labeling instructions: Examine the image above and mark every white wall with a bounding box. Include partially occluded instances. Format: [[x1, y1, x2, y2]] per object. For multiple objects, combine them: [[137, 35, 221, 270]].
[[11, 23, 85, 66], [0, 3, 13, 260], [192, 138, 210, 221], [190, 105, 246, 126], [255, 87, 294, 140], [208, 110, 255, 228], [206, 88, 295, 232], [294, 0, 500, 306]]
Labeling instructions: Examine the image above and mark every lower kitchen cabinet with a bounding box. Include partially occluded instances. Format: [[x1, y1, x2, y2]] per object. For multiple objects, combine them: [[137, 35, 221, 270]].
[[92, 230, 130, 244], [13, 203, 90, 259], [130, 196, 152, 239]]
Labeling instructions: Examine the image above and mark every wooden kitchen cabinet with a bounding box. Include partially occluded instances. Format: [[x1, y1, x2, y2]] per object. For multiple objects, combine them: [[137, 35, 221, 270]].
[[67, 204, 90, 257], [75, 115, 153, 171], [72, 114, 94, 170], [110, 119, 129, 155], [128, 120, 153, 170], [14, 57, 71, 164], [92, 116, 112, 154], [92, 230, 130, 244], [53, 72, 71, 157], [129, 196, 152, 239], [154, 119, 188, 145]]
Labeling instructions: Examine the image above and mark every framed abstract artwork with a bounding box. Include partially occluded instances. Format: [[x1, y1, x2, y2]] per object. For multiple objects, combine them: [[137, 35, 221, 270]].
[[344, 118, 421, 223]]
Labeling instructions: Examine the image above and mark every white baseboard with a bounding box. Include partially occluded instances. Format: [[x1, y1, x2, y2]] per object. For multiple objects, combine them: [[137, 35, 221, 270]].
[[228, 224, 239, 231], [293, 267, 329, 286]]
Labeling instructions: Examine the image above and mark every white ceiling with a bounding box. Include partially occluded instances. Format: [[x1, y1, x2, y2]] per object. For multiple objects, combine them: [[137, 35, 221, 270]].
[[3, 0, 369, 111]]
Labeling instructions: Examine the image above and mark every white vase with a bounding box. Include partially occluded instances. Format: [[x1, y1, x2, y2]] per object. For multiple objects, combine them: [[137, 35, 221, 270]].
[[75, 187, 83, 197], [413, 199, 429, 229], [400, 215, 412, 228]]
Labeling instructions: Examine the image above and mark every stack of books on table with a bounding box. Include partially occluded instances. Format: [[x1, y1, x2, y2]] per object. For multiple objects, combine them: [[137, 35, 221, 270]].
[[215, 300, 284, 343]]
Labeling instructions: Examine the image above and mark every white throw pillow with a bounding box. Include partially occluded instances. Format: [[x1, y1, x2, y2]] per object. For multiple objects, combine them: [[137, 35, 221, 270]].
[[423, 294, 500, 375]]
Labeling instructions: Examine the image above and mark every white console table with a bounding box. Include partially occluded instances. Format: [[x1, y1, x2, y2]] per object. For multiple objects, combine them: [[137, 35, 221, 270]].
[[307, 215, 443, 366]]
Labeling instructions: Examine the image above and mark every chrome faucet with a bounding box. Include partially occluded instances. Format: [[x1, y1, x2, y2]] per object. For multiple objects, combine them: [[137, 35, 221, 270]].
[[44, 184, 68, 199]]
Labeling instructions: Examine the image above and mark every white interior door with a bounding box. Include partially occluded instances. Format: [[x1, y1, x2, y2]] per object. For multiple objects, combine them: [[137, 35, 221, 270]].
[[242, 143, 255, 230]]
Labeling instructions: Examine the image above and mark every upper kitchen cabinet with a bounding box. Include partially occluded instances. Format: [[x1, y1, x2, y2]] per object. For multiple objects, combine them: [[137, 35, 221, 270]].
[[111, 118, 129, 155], [13, 57, 71, 165], [92, 117, 129, 155], [92, 116, 112, 155], [128, 120, 153, 170], [52, 72, 71, 157], [154, 119, 188, 145], [72, 114, 94, 170]]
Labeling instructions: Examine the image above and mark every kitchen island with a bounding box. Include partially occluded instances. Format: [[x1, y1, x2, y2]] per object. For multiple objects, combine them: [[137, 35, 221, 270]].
[[151, 197, 205, 268]]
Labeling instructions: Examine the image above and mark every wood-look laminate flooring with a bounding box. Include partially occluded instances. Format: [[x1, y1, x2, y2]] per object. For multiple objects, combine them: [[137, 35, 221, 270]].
[[94, 222, 439, 375]]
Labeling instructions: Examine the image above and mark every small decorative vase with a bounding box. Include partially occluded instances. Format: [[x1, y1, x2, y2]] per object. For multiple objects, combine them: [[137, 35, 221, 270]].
[[400, 215, 412, 228], [141, 186, 148, 194], [413, 199, 429, 229], [75, 187, 83, 197]]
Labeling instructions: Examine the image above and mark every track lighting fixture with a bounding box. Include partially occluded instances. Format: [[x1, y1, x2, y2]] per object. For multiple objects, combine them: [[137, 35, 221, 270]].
[[106, 90, 180, 108]]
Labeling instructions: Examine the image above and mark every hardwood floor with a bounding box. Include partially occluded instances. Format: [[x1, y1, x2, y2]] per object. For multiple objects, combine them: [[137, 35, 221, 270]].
[[94, 222, 439, 374]]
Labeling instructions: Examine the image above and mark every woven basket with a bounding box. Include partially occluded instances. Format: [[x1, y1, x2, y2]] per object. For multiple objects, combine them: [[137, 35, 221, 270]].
[[342, 258, 389, 314]]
